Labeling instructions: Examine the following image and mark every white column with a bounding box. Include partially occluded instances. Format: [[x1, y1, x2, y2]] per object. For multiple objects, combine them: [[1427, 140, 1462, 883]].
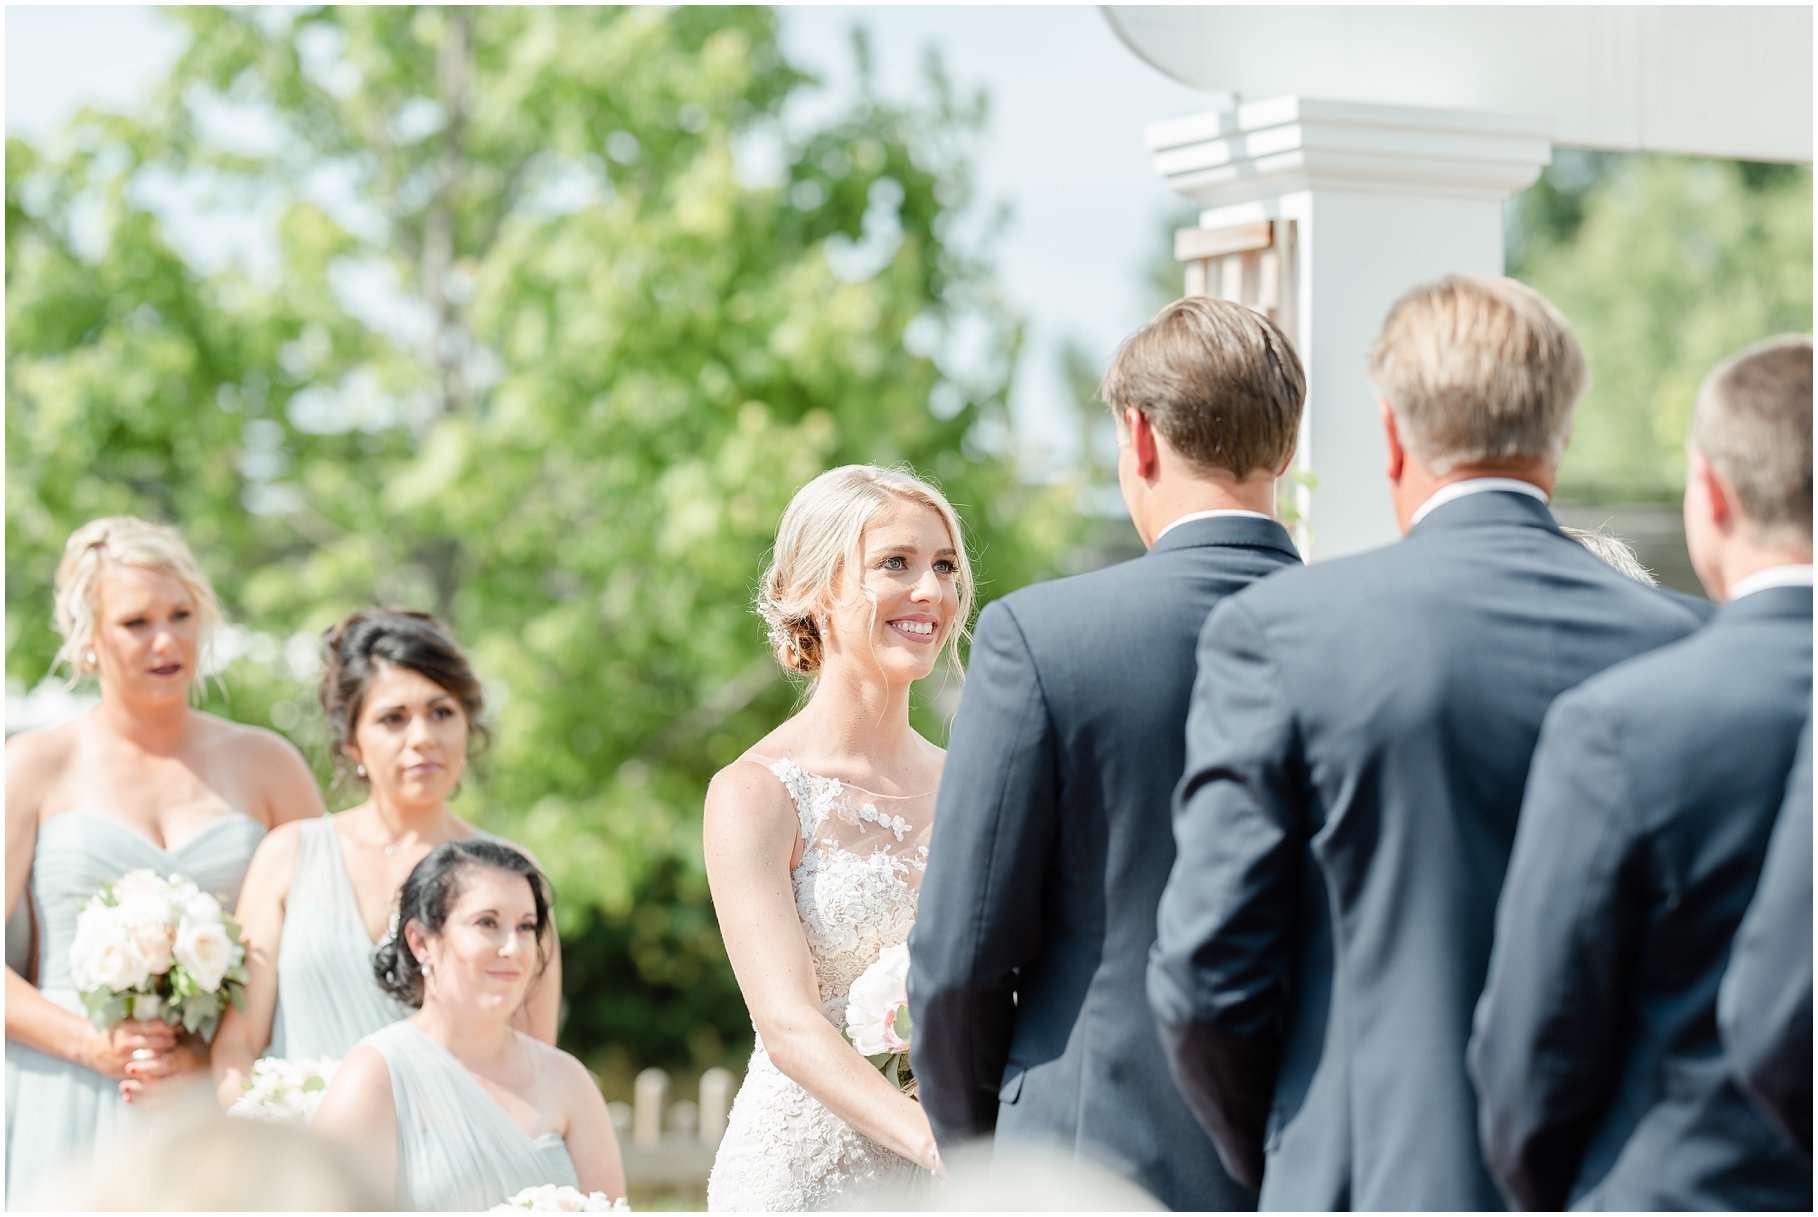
[[1150, 97, 1553, 559]]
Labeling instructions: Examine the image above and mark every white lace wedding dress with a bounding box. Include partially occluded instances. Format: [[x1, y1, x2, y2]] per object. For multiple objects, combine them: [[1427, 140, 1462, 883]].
[[707, 758, 933, 1211]]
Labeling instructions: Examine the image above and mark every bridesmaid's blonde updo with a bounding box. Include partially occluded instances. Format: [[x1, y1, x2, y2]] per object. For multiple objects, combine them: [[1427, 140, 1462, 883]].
[[756, 464, 975, 681], [52, 516, 223, 684]]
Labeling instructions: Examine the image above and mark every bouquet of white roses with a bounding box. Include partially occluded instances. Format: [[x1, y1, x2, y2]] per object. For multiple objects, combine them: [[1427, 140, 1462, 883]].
[[492, 1184, 630, 1211], [68, 868, 248, 1034], [227, 1056, 338, 1126], [843, 941, 916, 1098]]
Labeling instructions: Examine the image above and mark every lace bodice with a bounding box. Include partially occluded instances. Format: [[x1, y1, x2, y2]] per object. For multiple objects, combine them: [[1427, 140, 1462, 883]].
[[771, 758, 929, 1031], [706, 758, 934, 1211]]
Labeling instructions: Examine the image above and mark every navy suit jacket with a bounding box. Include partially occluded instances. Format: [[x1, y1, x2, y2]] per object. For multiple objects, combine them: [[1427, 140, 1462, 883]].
[[1148, 491, 1705, 1211], [909, 514, 1299, 1211], [1718, 714, 1813, 1158], [1470, 584, 1813, 1210]]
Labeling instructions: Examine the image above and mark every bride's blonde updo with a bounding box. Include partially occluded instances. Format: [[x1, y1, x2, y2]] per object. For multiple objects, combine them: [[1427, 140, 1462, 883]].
[[756, 464, 975, 680], [51, 516, 224, 684]]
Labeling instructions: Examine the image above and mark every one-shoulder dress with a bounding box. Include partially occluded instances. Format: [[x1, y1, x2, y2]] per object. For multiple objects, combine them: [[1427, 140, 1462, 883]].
[[5, 811, 265, 1208], [363, 1020, 579, 1211], [269, 815, 411, 1060]]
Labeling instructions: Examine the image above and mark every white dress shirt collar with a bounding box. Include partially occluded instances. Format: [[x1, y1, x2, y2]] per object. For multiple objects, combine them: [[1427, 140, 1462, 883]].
[[1729, 564, 1815, 601], [1155, 508, 1274, 542], [1410, 478, 1549, 528]]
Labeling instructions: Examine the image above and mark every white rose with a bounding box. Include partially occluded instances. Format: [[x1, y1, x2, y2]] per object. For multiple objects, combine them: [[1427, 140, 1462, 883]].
[[844, 942, 911, 1056], [173, 919, 236, 992], [179, 889, 223, 927], [71, 907, 152, 993], [121, 914, 176, 976], [111, 869, 172, 908]]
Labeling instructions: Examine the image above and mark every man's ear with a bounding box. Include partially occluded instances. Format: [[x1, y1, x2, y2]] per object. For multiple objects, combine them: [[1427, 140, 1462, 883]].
[[1379, 399, 1405, 482], [1690, 449, 1734, 533], [1126, 407, 1160, 480], [1275, 445, 1298, 479]]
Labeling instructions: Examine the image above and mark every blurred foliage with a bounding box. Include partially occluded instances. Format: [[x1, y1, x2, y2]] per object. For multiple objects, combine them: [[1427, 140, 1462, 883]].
[[5, 5, 1078, 1080], [1507, 150, 1812, 503]]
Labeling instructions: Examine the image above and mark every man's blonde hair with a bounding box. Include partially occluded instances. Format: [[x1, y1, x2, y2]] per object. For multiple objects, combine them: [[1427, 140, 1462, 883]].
[[52, 516, 223, 684], [1367, 275, 1587, 475], [1098, 296, 1305, 478], [1690, 335, 1813, 544], [755, 464, 974, 684]]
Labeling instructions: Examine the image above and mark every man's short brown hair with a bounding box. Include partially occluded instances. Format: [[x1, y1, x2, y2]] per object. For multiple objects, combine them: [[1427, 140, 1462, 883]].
[[1691, 335, 1813, 543], [1098, 296, 1305, 478], [1366, 275, 1587, 475]]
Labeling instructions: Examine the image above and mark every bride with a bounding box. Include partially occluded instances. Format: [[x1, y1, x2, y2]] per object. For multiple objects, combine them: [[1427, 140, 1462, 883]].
[[704, 464, 974, 1211]]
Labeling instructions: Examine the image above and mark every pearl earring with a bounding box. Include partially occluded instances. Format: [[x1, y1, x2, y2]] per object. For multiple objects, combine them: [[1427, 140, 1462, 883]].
[[356, 763, 367, 778], [84, 649, 97, 667]]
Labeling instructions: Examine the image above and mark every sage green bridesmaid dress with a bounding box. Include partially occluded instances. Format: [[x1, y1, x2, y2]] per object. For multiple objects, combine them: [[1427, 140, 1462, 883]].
[[4, 810, 265, 1208], [363, 1020, 579, 1211], [268, 815, 410, 1060]]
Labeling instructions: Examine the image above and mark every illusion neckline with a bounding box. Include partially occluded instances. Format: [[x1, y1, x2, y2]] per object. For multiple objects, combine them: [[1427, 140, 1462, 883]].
[[40, 808, 263, 855], [761, 756, 936, 802]]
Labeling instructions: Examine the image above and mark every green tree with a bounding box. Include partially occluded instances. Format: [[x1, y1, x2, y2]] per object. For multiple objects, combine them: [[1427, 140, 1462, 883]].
[[1508, 151, 1813, 503], [5, 5, 1075, 1080]]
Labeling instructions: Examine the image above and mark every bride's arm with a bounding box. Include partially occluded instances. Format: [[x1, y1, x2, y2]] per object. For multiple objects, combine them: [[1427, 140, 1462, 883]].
[[703, 764, 940, 1173]]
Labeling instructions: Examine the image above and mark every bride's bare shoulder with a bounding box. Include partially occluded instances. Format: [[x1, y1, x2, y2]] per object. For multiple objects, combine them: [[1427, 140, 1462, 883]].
[[704, 749, 795, 825]]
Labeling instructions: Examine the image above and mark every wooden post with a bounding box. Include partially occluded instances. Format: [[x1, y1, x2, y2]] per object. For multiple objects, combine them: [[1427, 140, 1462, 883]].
[[633, 1068, 669, 1149], [699, 1067, 736, 1145]]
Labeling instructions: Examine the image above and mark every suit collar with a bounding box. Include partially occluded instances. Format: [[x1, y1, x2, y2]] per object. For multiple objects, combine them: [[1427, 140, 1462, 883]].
[[1406, 488, 1562, 538], [1713, 584, 1813, 626], [1148, 513, 1300, 561]]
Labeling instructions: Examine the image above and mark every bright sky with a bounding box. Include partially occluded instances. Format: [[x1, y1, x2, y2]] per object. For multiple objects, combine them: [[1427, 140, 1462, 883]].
[[3, 4, 1225, 471]]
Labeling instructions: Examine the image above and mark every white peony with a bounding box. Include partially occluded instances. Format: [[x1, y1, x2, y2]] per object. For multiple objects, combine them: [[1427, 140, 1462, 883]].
[[173, 918, 237, 992], [844, 942, 912, 1056], [70, 905, 153, 993]]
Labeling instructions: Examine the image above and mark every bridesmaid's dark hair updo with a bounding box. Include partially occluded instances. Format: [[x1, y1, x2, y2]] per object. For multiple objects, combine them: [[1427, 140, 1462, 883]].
[[319, 608, 489, 786], [372, 839, 554, 1009]]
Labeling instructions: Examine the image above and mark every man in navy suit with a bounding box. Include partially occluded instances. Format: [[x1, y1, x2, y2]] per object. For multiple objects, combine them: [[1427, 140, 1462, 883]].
[[1471, 336, 1813, 1210], [1148, 276, 1706, 1209], [1719, 715, 1813, 1158], [910, 297, 1306, 1210]]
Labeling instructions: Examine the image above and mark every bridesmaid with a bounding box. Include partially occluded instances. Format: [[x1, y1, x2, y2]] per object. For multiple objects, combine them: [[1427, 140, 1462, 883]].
[[4, 517, 324, 1207], [212, 610, 560, 1107], [313, 840, 623, 1210]]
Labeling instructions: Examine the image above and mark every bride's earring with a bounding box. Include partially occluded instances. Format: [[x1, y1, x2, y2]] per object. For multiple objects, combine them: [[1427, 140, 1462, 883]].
[[355, 763, 367, 778], [83, 649, 97, 668]]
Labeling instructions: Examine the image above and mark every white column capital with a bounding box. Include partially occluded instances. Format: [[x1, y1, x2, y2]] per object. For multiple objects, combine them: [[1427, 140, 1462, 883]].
[[1150, 96, 1553, 210]]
